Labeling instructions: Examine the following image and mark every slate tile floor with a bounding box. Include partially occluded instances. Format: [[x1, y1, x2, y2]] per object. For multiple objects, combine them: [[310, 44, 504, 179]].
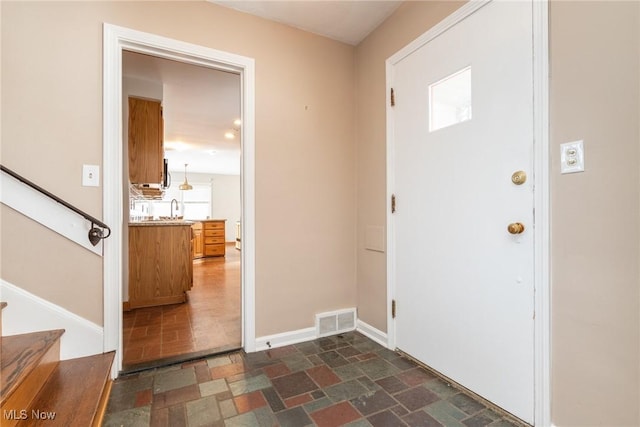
[[104, 332, 527, 427]]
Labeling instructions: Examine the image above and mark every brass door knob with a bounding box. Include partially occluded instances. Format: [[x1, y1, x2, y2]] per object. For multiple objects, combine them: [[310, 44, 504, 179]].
[[507, 222, 525, 234], [511, 170, 527, 185]]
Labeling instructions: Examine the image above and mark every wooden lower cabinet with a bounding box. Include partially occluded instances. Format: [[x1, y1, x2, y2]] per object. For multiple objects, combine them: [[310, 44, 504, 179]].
[[192, 222, 204, 259], [203, 220, 226, 257], [128, 224, 193, 309]]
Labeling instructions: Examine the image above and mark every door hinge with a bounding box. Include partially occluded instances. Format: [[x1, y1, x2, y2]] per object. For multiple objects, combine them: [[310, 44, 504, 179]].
[[390, 88, 395, 107], [392, 299, 397, 319], [391, 194, 396, 213]]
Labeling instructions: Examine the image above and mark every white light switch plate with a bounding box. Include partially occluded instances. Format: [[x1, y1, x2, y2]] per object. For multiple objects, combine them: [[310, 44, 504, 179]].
[[82, 164, 100, 187], [560, 140, 584, 174]]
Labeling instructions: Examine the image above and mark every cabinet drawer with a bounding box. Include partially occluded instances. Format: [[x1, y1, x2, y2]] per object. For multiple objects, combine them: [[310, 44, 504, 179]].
[[204, 236, 225, 244], [204, 229, 224, 237], [204, 244, 225, 256], [204, 221, 225, 230]]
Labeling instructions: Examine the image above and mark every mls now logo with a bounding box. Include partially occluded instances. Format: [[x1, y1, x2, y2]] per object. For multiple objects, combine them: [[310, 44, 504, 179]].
[[3, 409, 56, 420], [3, 410, 28, 420], [31, 410, 57, 420]]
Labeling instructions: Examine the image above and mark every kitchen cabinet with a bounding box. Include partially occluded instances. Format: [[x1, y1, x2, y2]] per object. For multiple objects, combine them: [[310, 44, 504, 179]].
[[235, 221, 241, 250], [128, 96, 164, 184], [127, 223, 193, 309], [203, 220, 226, 257], [192, 222, 204, 259]]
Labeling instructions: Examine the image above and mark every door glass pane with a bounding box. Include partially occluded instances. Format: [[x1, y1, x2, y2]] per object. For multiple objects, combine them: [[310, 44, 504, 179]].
[[429, 66, 472, 132]]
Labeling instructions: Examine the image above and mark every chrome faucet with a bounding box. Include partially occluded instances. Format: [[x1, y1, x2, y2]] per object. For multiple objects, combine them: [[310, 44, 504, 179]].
[[170, 199, 179, 219]]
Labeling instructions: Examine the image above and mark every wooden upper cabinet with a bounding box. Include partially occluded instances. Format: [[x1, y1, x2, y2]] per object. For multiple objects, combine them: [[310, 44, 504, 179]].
[[128, 97, 164, 184]]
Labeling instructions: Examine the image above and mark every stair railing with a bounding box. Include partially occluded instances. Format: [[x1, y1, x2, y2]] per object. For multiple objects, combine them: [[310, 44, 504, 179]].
[[0, 164, 111, 246]]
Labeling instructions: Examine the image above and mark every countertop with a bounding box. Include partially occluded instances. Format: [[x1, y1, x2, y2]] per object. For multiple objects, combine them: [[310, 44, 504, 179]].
[[129, 218, 228, 227], [129, 220, 195, 227]]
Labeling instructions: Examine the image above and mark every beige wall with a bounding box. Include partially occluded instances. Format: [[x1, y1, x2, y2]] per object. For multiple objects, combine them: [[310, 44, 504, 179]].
[[354, 0, 465, 333], [355, 0, 640, 426], [550, 1, 640, 425], [1, 1, 356, 333]]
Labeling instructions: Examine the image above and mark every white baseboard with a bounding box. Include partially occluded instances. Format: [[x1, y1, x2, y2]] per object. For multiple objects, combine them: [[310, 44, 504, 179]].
[[0, 279, 104, 360], [254, 318, 390, 353], [356, 319, 389, 348], [255, 327, 316, 352]]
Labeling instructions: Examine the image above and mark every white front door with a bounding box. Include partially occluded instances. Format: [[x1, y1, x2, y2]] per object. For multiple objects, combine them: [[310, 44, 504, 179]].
[[391, 1, 535, 423]]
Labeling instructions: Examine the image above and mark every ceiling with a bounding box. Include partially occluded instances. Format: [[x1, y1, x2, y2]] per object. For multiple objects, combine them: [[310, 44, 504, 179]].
[[123, 2, 402, 176], [123, 51, 242, 176], [210, 1, 403, 46]]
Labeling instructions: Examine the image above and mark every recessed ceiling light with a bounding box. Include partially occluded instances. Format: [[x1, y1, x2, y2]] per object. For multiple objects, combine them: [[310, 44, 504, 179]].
[[233, 119, 242, 127], [165, 141, 189, 151], [224, 132, 235, 139]]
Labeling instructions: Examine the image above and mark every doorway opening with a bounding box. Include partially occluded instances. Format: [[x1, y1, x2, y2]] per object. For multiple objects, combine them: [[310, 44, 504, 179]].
[[121, 51, 242, 372], [102, 24, 256, 377]]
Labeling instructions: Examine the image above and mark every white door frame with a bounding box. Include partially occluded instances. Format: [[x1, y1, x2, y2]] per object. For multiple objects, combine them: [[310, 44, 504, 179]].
[[385, 1, 550, 425], [102, 24, 256, 376]]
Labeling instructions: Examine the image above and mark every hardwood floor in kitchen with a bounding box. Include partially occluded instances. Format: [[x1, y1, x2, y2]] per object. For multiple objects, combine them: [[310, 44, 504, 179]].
[[122, 242, 241, 372]]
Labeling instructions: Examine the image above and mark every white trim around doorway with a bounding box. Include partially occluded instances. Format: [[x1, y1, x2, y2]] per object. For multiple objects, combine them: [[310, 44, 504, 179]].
[[102, 24, 256, 377], [384, 1, 550, 425]]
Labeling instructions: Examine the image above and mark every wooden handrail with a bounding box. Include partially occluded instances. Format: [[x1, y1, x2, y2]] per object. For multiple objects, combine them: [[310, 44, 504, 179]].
[[0, 164, 111, 246]]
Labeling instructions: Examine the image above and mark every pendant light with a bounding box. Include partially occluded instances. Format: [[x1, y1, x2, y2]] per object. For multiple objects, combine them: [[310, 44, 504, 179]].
[[179, 163, 193, 190]]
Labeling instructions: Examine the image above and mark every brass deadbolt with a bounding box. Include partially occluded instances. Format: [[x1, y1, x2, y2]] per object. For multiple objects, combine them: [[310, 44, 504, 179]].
[[511, 171, 527, 185], [507, 222, 526, 235]]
